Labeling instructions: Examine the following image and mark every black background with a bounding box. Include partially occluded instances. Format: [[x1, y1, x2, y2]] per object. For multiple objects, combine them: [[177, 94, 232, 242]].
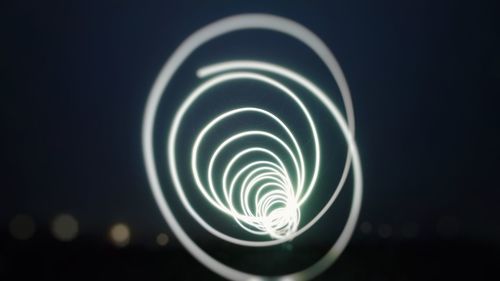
[[1, 0, 499, 280]]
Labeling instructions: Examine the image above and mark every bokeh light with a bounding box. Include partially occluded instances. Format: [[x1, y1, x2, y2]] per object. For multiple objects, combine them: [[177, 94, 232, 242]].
[[51, 214, 79, 242], [156, 233, 169, 246], [360, 222, 373, 234], [109, 223, 130, 247], [9, 214, 35, 240], [378, 224, 393, 238]]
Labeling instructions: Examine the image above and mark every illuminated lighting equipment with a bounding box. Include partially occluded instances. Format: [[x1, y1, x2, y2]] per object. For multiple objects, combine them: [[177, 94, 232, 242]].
[[142, 14, 363, 280]]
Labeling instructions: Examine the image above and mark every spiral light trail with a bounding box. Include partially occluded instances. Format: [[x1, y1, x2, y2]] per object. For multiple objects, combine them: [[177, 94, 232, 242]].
[[143, 14, 363, 281], [190, 66, 319, 241]]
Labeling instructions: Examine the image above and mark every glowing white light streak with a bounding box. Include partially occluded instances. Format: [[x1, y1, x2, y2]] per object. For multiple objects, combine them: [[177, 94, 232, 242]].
[[179, 71, 318, 241], [142, 14, 363, 281]]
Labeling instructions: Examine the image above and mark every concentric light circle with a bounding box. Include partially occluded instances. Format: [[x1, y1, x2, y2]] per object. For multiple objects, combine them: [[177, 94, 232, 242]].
[[142, 14, 363, 280]]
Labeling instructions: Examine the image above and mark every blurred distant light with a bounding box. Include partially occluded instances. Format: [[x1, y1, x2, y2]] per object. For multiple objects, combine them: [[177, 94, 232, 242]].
[[110, 223, 130, 247], [401, 222, 419, 239], [51, 214, 79, 242], [359, 222, 372, 234], [9, 214, 35, 240], [156, 233, 169, 246], [436, 216, 459, 237], [378, 224, 392, 238]]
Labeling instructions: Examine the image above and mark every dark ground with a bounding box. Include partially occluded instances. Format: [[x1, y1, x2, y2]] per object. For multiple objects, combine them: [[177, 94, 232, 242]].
[[1, 229, 498, 280]]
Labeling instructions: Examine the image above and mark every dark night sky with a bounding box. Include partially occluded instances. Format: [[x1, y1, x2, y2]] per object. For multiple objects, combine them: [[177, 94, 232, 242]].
[[1, 0, 499, 279]]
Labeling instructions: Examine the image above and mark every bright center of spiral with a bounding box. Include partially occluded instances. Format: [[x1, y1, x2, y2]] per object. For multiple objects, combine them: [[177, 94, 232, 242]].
[[188, 61, 321, 241]]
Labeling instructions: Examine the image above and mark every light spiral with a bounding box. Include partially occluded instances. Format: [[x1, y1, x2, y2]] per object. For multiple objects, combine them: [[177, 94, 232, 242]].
[[190, 65, 320, 241], [143, 14, 363, 281]]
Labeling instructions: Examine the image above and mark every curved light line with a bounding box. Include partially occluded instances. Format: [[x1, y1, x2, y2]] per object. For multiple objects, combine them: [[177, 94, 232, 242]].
[[142, 14, 363, 281], [198, 60, 352, 206], [172, 71, 321, 246]]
